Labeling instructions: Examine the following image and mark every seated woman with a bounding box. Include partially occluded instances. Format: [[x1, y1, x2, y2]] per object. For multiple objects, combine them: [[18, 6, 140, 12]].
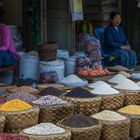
[[104, 12, 137, 69], [0, 8, 19, 67]]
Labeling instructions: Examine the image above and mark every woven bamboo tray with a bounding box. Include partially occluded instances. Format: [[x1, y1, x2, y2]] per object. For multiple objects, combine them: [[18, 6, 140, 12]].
[[20, 129, 71, 140], [0, 116, 5, 133], [0, 106, 40, 133], [57, 118, 102, 140], [37, 84, 64, 91], [119, 89, 140, 106], [97, 93, 124, 111], [118, 112, 140, 138], [60, 96, 101, 116], [91, 115, 130, 140], [38, 103, 74, 124]]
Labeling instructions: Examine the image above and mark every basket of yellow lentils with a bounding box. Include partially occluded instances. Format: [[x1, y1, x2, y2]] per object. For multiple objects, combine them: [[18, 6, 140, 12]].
[[0, 99, 40, 133], [118, 105, 140, 138], [0, 116, 6, 133]]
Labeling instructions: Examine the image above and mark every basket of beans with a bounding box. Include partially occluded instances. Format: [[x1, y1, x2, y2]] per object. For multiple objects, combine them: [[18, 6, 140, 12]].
[[118, 105, 140, 138], [0, 99, 40, 133], [32, 95, 74, 124], [91, 110, 130, 140], [57, 114, 102, 140], [20, 123, 71, 140], [61, 87, 101, 116]]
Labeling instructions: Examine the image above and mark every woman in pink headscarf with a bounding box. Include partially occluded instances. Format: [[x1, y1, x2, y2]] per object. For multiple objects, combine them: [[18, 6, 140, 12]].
[[0, 5, 19, 67]]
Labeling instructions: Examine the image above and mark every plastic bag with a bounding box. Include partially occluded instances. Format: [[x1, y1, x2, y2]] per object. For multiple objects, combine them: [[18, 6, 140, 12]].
[[40, 71, 59, 83]]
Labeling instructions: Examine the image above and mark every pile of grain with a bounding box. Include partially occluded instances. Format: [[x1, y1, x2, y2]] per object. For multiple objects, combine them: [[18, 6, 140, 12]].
[[88, 81, 111, 89], [0, 99, 33, 111], [108, 74, 127, 84], [115, 79, 140, 90], [118, 105, 140, 115], [92, 110, 127, 121], [65, 87, 97, 98], [61, 114, 99, 128], [91, 85, 119, 95], [23, 123, 65, 135], [33, 95, 68, 106]]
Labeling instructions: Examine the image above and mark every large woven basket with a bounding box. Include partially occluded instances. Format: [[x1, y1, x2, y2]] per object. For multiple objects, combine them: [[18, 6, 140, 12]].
[[39, 103, 74, 124], [20, 129, 71, 140], [118, 112, 140, 138], [97, 93, 124, 111], [60, 96, 101, 116], [57, 118, 102, 140], [0, 106, 40, 133], [91, 115, 130, 140], [119, 89, 140, 106], [0, 116, 5, 132]]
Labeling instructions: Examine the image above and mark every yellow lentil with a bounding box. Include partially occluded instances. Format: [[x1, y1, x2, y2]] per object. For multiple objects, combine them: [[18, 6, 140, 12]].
[[118, 105, 140, 115], [0, 99, 33, 111]]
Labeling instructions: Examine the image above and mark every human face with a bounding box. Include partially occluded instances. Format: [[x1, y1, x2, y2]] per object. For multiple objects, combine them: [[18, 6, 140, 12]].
[[111, 14, 121, 26]]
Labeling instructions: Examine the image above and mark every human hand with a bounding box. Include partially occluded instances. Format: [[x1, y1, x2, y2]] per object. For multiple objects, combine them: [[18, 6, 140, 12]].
[[121, 45, 130, 51]]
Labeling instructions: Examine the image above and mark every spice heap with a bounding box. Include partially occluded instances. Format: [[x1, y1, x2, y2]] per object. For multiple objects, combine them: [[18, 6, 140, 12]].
[[115, 79, 140, 90], [0, 99, 33, 111], [9, 86, 38, 94], [38, 87, 63, 96], [119, 71, 131, 78], [108, 74, 127, 84], [6, 93, 37, 102], [88, 81, 111, 89], [0, 134, 29, 140], [65, 87, 97, 98], [61, 114, 99, 128], [118, 105, 140, 115], [23, 123, 65, 135], [59, 74, 87, 87], [0, 97, 7, 104], [16, 78, 38, 86], [33, 95, 68, 106], [91, 85, 120, 95], [92, 110, 126, 121]]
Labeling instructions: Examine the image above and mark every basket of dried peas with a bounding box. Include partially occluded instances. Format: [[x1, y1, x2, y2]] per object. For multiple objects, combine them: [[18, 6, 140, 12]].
[[91, 110, 130, 140], [118, 105, 140, 138], [0, 116, 5, 133], [0, 99, 40, 133]]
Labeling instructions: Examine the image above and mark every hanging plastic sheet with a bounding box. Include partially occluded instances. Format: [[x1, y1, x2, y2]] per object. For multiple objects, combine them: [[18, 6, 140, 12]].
[[69, 0, 83, 21]]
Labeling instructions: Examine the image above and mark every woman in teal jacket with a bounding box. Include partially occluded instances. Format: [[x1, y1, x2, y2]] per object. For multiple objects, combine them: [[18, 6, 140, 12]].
[[104, 12, 137, 69]]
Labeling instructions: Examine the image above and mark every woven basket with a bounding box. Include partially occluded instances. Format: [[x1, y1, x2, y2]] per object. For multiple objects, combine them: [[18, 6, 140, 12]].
[[0, 116, 5, 132], [57, 118, 102, 140], [0, 106, 40, 133], [60, 96, 101, 116], [91, 115, 130, 140], [39, 103, 74, 124], [98, 93, 124, 111], [38, 42, 58, 61], [20, 129, 71, 140], [118, 112, 140, 138], [119, 89, 140, 106]]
